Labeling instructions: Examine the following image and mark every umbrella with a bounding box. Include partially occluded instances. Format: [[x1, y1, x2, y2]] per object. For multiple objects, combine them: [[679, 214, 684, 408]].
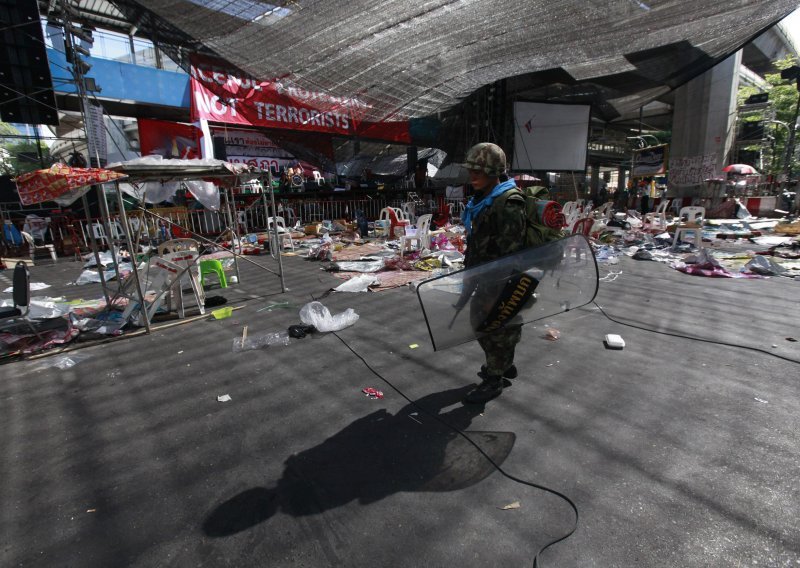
[[722, 164, 758, 175], [15, 164, 127, 206]]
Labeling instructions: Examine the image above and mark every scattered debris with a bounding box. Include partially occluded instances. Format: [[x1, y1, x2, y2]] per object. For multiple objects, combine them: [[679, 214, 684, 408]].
[[362, 387, 384, 399], [212, 307, 233, 320], [217, 394, 232, 402], [544, 327, 561, 341], [409, 343, 419, 349], [604, 334, 625, 349], [499, 501, 521, 510], [754, 398, 768, 404]]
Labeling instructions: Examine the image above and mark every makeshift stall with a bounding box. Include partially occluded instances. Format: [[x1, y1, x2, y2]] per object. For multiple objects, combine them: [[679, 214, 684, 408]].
[[13, 159, 286, 335], [14, 163, 130, 308], [104, 157, 286, 330]]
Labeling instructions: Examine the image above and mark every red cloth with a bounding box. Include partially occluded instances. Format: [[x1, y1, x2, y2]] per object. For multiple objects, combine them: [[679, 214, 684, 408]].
[[537, 200, 566, 228], [15, 164, 127, 206]]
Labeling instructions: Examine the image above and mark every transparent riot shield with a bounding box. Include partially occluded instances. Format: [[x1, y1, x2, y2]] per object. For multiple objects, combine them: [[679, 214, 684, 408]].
[[415, 234, 598, 351]]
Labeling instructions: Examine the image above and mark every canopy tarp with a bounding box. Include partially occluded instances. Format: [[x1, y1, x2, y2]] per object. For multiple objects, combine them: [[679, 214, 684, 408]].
[[14, 164, 128, 206], [117, 0, 796, 122], [105, 156, 262, 185]]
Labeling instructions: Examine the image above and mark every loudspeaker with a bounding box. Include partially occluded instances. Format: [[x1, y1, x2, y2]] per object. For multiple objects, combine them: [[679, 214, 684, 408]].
[[407, 146, 418, 176], [212, 137, 227, 160], [0, 0, 59, 125]]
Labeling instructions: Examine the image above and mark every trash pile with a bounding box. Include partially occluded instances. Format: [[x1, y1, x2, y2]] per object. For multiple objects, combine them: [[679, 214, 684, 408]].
[[583, 207, 800, 280], [295, 221, 468, 292]]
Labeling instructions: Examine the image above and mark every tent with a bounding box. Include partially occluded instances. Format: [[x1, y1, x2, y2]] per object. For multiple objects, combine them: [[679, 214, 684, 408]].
[[13, 158, 286, 334]]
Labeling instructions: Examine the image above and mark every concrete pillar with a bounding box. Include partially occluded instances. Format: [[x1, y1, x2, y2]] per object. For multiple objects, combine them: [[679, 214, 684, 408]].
[[590, 165, 600, 202], [669, 51, 742, 198]]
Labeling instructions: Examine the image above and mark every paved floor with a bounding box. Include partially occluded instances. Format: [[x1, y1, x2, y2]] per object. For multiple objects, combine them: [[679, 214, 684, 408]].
[[1, 249, 799, 567]]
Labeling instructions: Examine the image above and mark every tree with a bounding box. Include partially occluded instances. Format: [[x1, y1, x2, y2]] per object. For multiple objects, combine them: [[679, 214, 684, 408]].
[[0, 122, 52, 176], [737, 55, 800, 177]]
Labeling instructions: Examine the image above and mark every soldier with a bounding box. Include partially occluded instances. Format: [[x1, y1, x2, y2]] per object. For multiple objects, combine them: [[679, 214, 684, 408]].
[[461, 143, 527, 404]]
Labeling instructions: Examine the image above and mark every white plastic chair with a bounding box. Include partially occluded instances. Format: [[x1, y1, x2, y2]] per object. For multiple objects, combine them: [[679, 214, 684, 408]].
[[157, 239, 205, 318], [400, 214, 433, 257], [267, 216, 294, 254], [672, 206, 705, 250], [402, 201, 417, 225], [643, 199, 670, 233], [312, 171, 324, 186], [21, 231, 57, 263]]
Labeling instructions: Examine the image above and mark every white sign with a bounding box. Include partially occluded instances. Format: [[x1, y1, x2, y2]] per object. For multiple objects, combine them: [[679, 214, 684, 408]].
[[83, 100, 107, 165], [512, 102, 590, 171]]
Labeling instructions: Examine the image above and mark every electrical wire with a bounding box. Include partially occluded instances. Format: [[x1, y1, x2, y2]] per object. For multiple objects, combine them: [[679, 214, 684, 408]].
[[329, 330, 578, 568], [592, 301, 800, 365]]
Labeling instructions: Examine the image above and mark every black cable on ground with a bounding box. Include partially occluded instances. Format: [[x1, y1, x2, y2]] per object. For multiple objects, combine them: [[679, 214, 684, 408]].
[[330, 330, 578, 568], [592, 301, 800, 365]]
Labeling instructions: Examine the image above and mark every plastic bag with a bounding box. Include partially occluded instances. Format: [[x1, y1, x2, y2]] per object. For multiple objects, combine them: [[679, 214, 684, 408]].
[[299, 301, 359, 332], [232, 330, 291, 352]]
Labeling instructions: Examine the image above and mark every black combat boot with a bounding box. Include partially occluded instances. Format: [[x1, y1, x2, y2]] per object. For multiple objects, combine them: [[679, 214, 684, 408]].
[[479, 364, 518, 379], [464, 374, 504, 404]]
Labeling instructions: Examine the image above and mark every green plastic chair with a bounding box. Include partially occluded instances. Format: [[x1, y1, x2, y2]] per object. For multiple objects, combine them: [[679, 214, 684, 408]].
[[199, 259, 227, 288]]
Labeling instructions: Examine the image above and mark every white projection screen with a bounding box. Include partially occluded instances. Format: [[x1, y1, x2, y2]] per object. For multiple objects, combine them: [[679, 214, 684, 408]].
[[512, 102, 591, 171]]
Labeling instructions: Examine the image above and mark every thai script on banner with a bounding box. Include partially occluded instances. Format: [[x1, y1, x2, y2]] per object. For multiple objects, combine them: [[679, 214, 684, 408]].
[[668, 154, 718, 186], [189, 56, 410, 143]]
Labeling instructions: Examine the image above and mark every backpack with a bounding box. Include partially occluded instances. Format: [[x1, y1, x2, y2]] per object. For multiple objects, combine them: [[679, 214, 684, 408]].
[[492, 185, 565, 248]]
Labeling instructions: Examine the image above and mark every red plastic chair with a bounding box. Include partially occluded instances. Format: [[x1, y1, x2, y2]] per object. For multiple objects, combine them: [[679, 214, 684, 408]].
[[571, 217, 594, 236]]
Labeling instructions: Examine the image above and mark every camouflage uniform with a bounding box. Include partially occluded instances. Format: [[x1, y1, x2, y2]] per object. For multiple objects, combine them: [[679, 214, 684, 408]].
[[463, 144, 527, 378]]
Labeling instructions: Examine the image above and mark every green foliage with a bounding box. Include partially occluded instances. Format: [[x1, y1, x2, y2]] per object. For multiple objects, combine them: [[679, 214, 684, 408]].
[[0, 122, 52, 176], [737, 55, 800, 176]]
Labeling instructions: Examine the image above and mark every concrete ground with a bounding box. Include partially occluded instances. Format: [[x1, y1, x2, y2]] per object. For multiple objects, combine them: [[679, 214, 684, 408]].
[[1, 249, 799, 567]]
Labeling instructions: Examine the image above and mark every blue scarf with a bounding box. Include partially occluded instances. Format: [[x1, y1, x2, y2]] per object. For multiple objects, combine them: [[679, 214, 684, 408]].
[[462, 179, 517, 235]]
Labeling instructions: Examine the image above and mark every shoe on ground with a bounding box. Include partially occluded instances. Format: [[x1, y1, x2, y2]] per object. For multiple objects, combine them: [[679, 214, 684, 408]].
[[464, 376, 503, 404], [479, 364, 518, 379]]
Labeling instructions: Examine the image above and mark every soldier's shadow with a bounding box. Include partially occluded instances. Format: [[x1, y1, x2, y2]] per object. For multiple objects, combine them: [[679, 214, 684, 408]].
[[202, 385, 516, 537]]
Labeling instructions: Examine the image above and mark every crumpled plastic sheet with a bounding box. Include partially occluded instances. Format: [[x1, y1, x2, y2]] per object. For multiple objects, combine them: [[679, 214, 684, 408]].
[[70, 312, 127, 335], [333, 274, 379, 292], [329, 259, 385, 273], [3, 282, 51, 293], [0, 325, 80, 355], [671, 249, 763, 279], [0, 296, 70, 319], [299, 301, 359, 332], [743, 255, 788, 276]]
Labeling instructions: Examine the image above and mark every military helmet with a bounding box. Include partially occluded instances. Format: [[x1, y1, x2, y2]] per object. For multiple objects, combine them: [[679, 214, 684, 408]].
[[463, 143, 507, 176]]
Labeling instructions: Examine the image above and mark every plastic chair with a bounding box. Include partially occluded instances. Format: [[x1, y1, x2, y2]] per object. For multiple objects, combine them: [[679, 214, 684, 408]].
[[400, 214, 433, 256], [672, 206, 705, 250], [571, 217, 594, 236], [0, 261, 42, 338], [120, 256, 183, 326], [379, 207, 409, 240], [21, 231, 57, 263], [313, 170, 324, 186], [157, 239, 205, 317], [267, 216, 294, 253], [402, 201, 417, 225], [199, 259, 228, 288], [643, 199, 670, 233]]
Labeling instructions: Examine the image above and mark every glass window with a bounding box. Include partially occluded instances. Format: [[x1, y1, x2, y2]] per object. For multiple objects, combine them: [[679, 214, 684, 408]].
[[132, 37, 158, 68], [91, 29, 132, 64], [159, 48, 185, 73]]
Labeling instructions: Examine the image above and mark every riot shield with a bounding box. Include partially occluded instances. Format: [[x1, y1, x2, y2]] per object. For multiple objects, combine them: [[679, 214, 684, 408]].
[[415, 234, 598, 351]]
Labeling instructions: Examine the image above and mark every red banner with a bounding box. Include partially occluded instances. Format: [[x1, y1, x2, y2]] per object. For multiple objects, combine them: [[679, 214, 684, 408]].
[[138, 118, 201, 159], [189, 56, 410, 144]]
